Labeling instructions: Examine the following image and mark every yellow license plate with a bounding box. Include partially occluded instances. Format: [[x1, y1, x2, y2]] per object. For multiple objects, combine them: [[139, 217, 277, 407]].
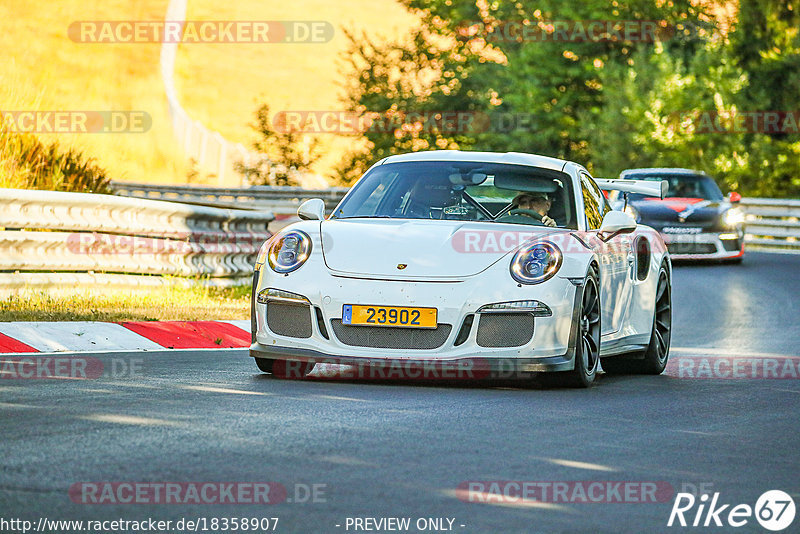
[[342, 305, 437, 329]]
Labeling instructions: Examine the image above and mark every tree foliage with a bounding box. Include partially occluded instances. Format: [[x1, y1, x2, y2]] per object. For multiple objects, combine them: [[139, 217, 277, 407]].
[[237, 104, 319, 186], [336, 0, 800, 197]]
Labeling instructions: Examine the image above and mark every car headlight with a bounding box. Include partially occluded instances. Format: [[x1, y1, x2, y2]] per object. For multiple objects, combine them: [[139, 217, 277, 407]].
[[267, 230, 312, 273], [624, 205, 640, 222], [723, 207, 745, 227], [510, 241, 563, 285]]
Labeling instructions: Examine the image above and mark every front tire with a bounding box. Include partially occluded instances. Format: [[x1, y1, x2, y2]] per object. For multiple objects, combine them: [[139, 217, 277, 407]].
[[550, 267, 601, 388]]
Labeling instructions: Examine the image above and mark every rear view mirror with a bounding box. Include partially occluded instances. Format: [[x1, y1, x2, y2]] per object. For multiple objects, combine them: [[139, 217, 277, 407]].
[[599, 211, 637, 240], [298, 198, 325, 221], [449, 172, 487, 186]]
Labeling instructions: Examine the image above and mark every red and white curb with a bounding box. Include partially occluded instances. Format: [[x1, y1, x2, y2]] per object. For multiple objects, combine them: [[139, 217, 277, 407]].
[[0, 320, 250, 354]]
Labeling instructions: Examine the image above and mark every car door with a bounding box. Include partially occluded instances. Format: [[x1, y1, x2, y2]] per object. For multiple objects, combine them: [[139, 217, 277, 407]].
[[580, 172, 632, 335]]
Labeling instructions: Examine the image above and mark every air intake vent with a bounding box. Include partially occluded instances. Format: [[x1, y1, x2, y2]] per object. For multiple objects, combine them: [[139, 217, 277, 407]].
[[266, 302, 313, 338], [454, 314, 474, 346], [476, 313, 534, 348], [330, 320, 452, 349], [314, 306, 330, 340]]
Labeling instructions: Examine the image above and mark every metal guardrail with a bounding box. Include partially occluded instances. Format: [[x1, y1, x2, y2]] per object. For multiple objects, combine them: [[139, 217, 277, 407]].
[[0, 188, 274, 293], [110, 182, 350, 214], [112, 183, 799, 253], [1, 188, 795, 294], [741, 198, 800, 253]]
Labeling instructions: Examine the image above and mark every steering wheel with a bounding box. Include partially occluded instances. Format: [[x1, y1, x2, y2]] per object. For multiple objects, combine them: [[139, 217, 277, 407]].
[[505, 208, 545, 224]]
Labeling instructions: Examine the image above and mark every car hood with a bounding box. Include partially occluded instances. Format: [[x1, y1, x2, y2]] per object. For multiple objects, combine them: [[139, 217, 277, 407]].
[[632, 198, 727, 224], [320, 219, 566, 279]]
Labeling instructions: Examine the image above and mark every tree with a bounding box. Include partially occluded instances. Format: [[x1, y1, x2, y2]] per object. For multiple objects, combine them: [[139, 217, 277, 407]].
[[236, 104, 319, 186], [336, 0, 800, 196]]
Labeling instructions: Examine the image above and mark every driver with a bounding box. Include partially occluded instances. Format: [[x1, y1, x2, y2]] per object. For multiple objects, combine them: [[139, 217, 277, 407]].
[[512, 192, 557, 227]]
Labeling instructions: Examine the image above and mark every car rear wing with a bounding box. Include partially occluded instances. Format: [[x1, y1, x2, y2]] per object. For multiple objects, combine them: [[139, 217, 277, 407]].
[[594, 179, 668, 199]]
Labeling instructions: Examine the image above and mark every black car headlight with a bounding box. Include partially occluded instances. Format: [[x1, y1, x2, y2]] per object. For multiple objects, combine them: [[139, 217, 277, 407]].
[[267, 230, 312, 273], [510, 241, 563, 285]]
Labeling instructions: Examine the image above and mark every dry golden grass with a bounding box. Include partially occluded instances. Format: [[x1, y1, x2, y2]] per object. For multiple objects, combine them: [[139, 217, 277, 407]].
[[0, 0, 192, 184], [176, 0, 418, 180], [0, 285, 250, 322], [0, 0, 417, 185]]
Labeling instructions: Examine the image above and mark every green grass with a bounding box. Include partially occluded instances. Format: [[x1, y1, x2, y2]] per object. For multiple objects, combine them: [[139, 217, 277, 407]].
[[0, 285, 250, 322]]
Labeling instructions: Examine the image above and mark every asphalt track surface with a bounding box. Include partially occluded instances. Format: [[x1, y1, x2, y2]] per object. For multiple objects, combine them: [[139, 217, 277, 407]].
[[1, 252, 799, 533]]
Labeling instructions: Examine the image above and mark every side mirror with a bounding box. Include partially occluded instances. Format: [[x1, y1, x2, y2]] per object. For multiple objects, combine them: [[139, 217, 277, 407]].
[[729, 191, 741, 203], [599, 211, 637, 240], [297, 198, 325, 221]]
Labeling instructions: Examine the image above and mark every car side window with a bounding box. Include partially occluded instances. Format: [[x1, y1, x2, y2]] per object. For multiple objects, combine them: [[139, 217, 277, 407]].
[[580, 172, 607, 230]]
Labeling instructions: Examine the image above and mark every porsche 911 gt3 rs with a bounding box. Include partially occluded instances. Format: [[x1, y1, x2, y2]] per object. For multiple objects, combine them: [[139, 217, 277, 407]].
[[614, 168, 745, 262], [250, 151, 673, 387]]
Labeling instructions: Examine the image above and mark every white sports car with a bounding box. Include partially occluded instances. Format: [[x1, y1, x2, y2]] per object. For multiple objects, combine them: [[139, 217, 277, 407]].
[[250, 151, 672, 387]]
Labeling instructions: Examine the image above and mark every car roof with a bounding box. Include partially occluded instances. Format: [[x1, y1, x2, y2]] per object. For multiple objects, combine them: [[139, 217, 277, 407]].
[[379, 150, 568, 173], [620, 167, 706, 178]]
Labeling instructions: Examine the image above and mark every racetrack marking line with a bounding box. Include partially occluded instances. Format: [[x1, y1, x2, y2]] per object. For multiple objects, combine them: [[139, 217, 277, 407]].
[[439, 489, 576, 514], [439, 488, 574, 512], [79, 414, 182, 426], [176, 384, 271, 396], [0, 401, 42, 409], [672, 430, 721, 436], [309, 394, 372, 403], [538, 458, 619, 473]]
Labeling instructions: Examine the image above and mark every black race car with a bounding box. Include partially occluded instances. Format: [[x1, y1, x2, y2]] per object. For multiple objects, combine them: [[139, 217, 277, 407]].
[[613, 168, 744, 262]]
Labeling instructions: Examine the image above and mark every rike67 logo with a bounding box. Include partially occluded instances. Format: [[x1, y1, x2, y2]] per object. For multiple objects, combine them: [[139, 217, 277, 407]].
[[668, 490, 796, 531]]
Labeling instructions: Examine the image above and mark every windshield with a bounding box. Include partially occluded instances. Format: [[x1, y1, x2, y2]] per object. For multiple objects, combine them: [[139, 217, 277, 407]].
[[332, 161, 578, 229], [626, 173, 724, 201]]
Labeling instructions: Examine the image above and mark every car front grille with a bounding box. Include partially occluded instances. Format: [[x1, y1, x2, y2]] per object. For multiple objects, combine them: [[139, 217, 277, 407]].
[[330, 320, 452, 349], [266, 302, 313, 338], [476, 313, 535, 348], [667, 242, 718, 255]]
